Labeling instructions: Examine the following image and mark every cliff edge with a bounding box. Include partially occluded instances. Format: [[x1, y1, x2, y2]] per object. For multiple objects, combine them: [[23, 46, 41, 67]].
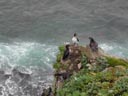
[[42, 45, 128, 96]]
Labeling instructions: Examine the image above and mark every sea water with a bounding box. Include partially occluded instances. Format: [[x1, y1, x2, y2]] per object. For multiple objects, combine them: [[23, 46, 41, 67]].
[[0, 0, 128, 95]]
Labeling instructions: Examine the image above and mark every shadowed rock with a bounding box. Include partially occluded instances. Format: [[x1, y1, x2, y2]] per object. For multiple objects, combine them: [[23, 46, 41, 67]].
[[12, 68, 31, 85], [41, 87, 53, 96], [12, 69, 31, 79], [54, 72, 72, 80], [0, 70, 11, 81]]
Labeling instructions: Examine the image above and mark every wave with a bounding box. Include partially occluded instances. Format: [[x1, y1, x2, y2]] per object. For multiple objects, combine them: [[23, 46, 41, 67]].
[[0, 41, 127, 96], [100, 43, 128, 59], [0, 42, 58, 96]]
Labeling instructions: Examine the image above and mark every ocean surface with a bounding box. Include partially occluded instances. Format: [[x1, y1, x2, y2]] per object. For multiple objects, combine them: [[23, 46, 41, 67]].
[[0, 0, 128, 95]]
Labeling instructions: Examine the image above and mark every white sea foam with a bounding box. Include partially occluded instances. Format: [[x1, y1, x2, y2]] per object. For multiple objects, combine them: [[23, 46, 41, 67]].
[[5, 78, 19, 95], [0, 42, 58, 69], [99, 43, 114, 51], [99, 43, 128, 58], [0, 42, 58, 96]]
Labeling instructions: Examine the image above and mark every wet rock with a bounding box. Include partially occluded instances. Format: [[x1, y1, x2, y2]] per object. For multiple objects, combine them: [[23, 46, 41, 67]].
[[0, 70, 4, 74], [41, 87, 53, 96], [12, 68, 31, 80], [11, 68, 31, 86], [0, 70, 10, 81]]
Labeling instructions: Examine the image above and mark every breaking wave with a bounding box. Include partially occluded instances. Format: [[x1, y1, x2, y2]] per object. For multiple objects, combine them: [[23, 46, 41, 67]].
[[0, 42, 58, 96], [100, 43, 128, 58]]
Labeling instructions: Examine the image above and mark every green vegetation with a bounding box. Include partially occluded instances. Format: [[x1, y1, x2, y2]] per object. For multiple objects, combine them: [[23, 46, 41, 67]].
[[53, 45, 65, 70], [54, 45, 128, 96], [106, 56, 128, 68]]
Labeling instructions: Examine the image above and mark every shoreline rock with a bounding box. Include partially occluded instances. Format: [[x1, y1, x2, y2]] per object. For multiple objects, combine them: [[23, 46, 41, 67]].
[[42, 44, 128, 96]]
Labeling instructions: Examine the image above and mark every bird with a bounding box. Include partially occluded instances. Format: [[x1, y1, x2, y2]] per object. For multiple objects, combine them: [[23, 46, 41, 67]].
[[72, 33, 79, 45]]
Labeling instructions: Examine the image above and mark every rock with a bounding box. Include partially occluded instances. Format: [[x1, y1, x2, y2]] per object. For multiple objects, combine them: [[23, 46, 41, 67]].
[[80, 45, 103, 59], [11, 68, 31, 86], [54, 72, 72, 80], [12, 69, 31, 78], [0, 70, 11, 81], [53, 44, 128, 96], [77, 63, 82, 70], [41, 87, 53, 96], [69, 64, 74, 70], [0, 70, 4, 74]]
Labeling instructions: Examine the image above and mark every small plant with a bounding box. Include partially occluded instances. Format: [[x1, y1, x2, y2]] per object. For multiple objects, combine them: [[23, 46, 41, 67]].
[[112, 76, 128, 95], [81, 54, 88, 69], [59, 45, 65, 54], [53, 45, 65, 70], [90, 57, 109, 72], [53, 62, 61, 69]]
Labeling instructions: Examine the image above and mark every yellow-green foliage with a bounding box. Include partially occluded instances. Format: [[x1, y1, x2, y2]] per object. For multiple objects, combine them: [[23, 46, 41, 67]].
[[59, 45, 65, 54], [53, 45, 65, 70], [56, 45, 65, 62], [106, 56, 128, 68], [53, 62, 61, 69]]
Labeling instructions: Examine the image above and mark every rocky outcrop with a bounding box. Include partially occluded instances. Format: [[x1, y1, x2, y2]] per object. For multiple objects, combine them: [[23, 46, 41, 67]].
[[50, 44, 128, 96], [52, 45, 105, 95], [59, 45, 104, 73]]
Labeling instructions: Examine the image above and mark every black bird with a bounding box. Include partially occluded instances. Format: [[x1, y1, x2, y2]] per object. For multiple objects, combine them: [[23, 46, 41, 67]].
[[89, 37, 98, 52], [62, 45, 70, 60]]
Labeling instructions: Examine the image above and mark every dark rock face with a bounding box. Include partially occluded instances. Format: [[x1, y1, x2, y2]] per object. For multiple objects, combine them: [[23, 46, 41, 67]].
[[54, 72, 72, 81], [11, 68, 31, 87], [0, 67, 53, 96], [0, 70, 10, 81], [12, 68, 31, 82], [41, 87, 53, 96]]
